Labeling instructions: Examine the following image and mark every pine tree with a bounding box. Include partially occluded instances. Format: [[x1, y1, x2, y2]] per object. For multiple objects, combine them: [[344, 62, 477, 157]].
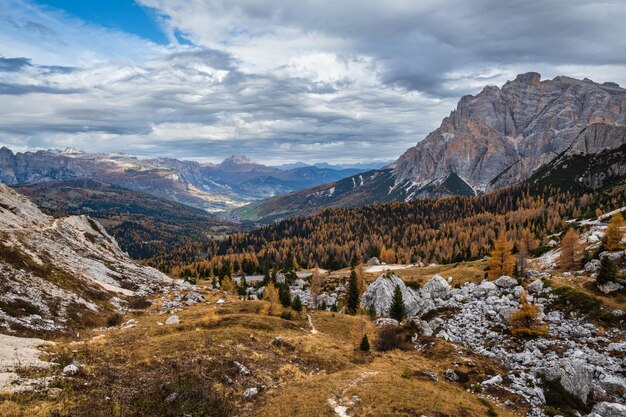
[[389, 284, 405, 322], [346, 270, 360, 314], [291, 295, 302, 312], [604, 212, 625, 251], [487, 233, 515, 280], [359, 334, 370, 351], [597, 256, 618, 285], [558, 228, 582, 271], [509, 292, 548, 337], [279, 284, 291, 307]]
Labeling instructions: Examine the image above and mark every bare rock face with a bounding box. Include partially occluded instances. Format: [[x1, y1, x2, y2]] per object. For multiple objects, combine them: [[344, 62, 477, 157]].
[[392, 73, 626, 196], [0, 184, 175, 334]]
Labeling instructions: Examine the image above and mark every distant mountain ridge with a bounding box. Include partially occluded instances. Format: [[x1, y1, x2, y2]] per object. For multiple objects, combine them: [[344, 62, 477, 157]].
[[238, 73, 626, 222], [0, 148, 367, 212]]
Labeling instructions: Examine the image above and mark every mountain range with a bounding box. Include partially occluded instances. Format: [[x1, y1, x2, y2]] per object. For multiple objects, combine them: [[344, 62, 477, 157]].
[[238, 73, 626, 222], [0, 149, 368, 212]]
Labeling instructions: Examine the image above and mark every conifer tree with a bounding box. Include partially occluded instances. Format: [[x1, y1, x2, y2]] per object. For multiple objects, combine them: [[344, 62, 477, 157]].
[[509, 292, 548, 337], [487, 233, 515, 280], [291, 295, 302, 312], [597, 256, 618, 285], [279, 284, 291, 307], [604, 212, 625, 251], [359, 334, 370, 351], [389, 284, 405, 322], [346, 270, 360, 314]]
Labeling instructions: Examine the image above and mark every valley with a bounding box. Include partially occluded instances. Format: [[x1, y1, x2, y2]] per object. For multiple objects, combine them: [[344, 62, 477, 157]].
[[1, 72, 626, 417]]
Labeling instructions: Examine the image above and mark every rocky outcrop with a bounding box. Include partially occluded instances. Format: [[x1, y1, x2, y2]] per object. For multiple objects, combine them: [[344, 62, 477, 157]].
[[0, 184, 175, 334], [360, 274, 424, 316]]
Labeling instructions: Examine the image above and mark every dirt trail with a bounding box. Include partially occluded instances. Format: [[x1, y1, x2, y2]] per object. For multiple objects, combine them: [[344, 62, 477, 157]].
[[327, 371, 379, 417], [307, 314, 319, 335]]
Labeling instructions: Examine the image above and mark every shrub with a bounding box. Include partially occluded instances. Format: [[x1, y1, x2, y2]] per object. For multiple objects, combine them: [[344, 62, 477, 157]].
[[106, 313, 124, 327], [279, 311, 293, 321], [375, 326, 403, 352]]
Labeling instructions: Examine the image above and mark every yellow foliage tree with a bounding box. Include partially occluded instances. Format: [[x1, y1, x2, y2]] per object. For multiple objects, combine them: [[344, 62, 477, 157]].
[[355, 264, 367, 296], [220, 276, 237, 293], [263, 281, 280, 314], [509, 292, 548, 337], [604, 212, 625, 251], [558, 228, 582, 271], [487, 233, 515, 280], [309, 266, 325, 308]]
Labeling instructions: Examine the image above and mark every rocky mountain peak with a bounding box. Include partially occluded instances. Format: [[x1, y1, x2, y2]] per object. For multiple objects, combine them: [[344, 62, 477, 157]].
[[392, 73, 626, 197], [221, 154, 254, 165]]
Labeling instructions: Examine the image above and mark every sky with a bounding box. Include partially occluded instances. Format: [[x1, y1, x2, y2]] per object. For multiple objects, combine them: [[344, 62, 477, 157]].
[[1, 0, 626, 164]]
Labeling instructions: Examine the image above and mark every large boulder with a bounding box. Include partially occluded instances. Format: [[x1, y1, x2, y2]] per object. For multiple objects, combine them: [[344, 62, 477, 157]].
[[586, 402, 626, 417], [360, 273, 423, 317], [421, 275, 451, 300], [494, 276, 518, 289], [585, 259, 602, 274], [527, 279, 544, 294], [557, 359, 594, 404], [366, 257, 381, 265]]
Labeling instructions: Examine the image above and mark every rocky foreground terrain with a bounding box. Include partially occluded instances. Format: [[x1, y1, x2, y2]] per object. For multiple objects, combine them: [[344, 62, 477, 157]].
[[0, 183, 175, 335]]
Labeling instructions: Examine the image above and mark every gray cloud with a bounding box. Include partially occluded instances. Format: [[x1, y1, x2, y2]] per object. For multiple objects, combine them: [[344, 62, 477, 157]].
[[1, 0, 626, 163]]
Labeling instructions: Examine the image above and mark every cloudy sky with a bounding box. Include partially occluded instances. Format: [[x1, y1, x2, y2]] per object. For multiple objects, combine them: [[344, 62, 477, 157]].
[[1, 0, 626, 164]]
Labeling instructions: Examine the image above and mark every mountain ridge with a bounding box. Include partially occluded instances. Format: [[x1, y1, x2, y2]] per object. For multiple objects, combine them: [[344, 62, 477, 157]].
[[238, 73, 626, 222]]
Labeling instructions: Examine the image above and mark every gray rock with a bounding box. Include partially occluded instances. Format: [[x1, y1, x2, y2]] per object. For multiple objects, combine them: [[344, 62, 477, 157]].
[[482, 375, 503, 386], [165, 315, 179, 325], [444, 369, 458, 382], [586, 402, 626, 417], [422, 275, 451, 300], [527, 280, 544, 294], [234, 361, 251, 376], [63, 364, 79, 375], [366, 257, 381, 265], [598, 281, 624, 294], [558, 359, 593, 404], [243, 387, 258, 399], [600, 251, 623, 262], [374, 318, 399, 327], [585, 260, 602, 274], [494, 276, 518, 289]]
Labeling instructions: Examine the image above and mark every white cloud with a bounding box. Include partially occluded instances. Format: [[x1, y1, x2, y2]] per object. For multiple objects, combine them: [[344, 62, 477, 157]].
[[1, 0, 626, 163]]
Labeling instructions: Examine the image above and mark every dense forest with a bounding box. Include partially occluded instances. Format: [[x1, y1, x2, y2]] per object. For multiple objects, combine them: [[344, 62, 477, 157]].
[[149, 181, 626, 279]]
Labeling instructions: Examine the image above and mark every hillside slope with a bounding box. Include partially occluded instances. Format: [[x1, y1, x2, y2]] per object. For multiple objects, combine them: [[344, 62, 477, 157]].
[[0, 184, 175, 335], [13, 179, 235, 259]]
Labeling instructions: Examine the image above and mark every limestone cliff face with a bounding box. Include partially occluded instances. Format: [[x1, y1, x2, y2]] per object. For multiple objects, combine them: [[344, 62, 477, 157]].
[[392, 73, 626, 194]]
